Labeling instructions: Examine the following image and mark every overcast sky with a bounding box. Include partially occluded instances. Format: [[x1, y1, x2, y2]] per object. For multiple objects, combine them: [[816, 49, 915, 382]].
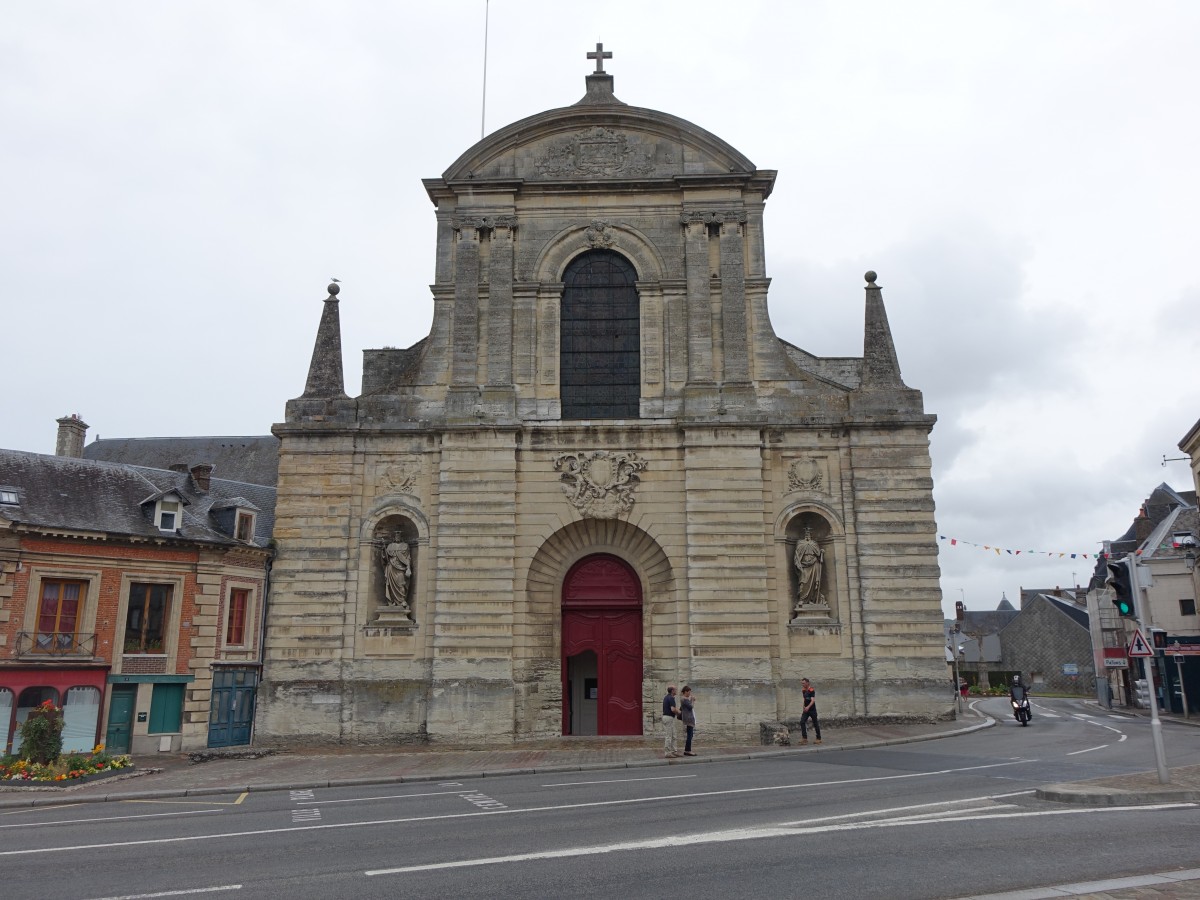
[[5, 2, 1198, 618]]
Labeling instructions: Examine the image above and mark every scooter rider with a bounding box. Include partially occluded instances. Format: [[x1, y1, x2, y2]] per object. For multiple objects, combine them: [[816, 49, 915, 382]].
[[1010, 675, 1032, 720]]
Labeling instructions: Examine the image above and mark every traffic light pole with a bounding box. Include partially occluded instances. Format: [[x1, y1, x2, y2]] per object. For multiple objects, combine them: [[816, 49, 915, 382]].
[[1130, 559, 1170, 783]]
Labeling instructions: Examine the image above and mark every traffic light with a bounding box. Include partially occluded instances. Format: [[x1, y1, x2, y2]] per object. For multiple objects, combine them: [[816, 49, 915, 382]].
[[1151, 628, 1168, 650], [955, 600, 965, 621], [1105, 558, 1135, 617]]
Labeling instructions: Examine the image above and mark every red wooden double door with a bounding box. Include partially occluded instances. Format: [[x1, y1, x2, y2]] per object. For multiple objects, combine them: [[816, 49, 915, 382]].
[[561, 554, 643, 735]]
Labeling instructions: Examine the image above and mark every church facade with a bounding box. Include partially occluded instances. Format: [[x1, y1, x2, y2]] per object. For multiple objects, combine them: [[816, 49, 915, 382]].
[[256, 54, 947, 745]]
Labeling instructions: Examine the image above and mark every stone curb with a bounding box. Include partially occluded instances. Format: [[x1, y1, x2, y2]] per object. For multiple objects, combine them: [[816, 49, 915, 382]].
[[0, 717, 993, 809], [1034, 786, 1200, 806]]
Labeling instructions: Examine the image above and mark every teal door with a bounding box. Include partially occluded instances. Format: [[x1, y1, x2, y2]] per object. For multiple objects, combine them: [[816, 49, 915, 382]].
[[208, 668, 257, 748], [105, 686, 137, 754]]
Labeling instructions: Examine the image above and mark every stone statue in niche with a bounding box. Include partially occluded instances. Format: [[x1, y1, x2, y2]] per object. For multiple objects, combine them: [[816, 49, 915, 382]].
[[793, 528, 826, 612], [381, 536, 413, 616]]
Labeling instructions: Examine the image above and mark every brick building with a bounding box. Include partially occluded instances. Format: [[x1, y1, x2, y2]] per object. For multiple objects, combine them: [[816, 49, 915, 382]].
[[0, 417, 275, 754]]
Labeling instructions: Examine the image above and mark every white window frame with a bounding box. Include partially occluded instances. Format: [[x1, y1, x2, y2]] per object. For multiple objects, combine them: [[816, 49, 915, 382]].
[[155, 495, 182, 532]]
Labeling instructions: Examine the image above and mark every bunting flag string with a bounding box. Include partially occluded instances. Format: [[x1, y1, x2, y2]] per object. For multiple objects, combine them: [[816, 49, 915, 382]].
[[937, 535, 1113, 560]]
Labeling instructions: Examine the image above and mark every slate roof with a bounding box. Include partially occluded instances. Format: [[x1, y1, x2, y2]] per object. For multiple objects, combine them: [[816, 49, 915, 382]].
[[83, 435, 279, 488], [1025, 593, 1090, 630], [0, 449, 275, 547]]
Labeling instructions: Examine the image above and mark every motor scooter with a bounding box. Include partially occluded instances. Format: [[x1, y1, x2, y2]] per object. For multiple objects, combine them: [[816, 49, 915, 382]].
[[1011, 695, 1031, 725]]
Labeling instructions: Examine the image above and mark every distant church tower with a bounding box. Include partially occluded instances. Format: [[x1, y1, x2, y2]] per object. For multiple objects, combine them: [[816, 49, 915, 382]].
[[256, 48, 947, 745]]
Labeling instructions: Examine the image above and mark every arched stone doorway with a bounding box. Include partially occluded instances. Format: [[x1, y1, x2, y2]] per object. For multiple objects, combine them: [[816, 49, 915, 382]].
[[561, 553, 643, 735]]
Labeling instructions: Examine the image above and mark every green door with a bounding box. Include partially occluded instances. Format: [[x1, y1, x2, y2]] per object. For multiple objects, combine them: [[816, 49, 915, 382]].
[[208, 668, 257, 747], [105, 686, 137, 754]]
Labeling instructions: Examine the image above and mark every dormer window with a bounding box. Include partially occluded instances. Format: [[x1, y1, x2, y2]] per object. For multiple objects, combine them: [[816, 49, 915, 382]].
[[156, 497, 182, 531], [235, 510, 256, 542], [0, 489, 18, 504]]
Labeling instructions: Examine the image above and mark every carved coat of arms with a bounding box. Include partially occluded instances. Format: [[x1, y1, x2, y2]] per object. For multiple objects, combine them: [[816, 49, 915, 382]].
[[554, 450, 647, 519], [535, 128, 657, 178], [381, 464, 418, 495], [787, 457, 823, 492]]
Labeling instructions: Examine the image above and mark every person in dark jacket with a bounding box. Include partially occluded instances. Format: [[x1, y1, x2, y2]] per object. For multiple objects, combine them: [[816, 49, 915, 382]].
[[680, 685, 698, 756], [661, 685, 680, 757], [799, 677, 822, 745]]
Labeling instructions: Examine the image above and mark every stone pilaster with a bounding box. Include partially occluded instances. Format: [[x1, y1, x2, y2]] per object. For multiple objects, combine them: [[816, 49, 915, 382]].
[[451, 224, 481, 387], [682, 220, 714, 384], [486, 221, 515, 387], [719, 218, 749, 384]]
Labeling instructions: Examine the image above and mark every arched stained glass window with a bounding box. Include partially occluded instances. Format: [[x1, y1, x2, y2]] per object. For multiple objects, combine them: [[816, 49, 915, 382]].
[[560, 250, 640, 419]]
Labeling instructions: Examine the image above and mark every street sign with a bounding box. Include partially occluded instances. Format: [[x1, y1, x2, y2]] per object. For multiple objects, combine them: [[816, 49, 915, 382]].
[[1127, 629, 1153, 658], [1062, 663, 1079, 675], [1103, 657, 1128, 669]]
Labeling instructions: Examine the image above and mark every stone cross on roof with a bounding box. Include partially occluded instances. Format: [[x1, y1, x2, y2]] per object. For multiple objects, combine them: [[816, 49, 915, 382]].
[[587, 42, 612, 74]]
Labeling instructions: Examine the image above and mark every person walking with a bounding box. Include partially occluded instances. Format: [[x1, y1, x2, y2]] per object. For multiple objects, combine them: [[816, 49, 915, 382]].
[[661, 685, 681, 757], [680, 685, 698, 756], [799, 677, 822, 745]]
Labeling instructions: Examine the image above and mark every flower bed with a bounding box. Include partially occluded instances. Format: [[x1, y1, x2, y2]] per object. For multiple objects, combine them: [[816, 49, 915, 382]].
[[1, 747, 133, 784]]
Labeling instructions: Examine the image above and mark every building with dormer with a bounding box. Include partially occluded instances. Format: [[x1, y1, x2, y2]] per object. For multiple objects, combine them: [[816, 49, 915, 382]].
[[0, 417, 275, 753]]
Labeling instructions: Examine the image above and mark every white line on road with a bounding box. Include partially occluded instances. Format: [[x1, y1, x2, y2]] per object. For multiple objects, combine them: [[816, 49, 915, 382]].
[[1066, 745, 1107, 756], [542, 774, 699, 787], [312, 788, 478, 806], [363, 803, 1196, 877], [0, 809, 222, 830], [83, 887, 242, 899], [0, 759, 1038, 858]]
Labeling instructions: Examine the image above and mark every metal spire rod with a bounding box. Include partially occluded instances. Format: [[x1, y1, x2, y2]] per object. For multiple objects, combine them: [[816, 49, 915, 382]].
[[480, 0, 490, 140]]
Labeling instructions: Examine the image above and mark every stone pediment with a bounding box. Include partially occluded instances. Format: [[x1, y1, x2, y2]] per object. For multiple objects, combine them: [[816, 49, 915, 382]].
[[439, 106, 764, 186]]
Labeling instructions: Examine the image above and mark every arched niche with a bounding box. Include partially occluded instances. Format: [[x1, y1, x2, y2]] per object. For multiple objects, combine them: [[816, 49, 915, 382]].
[[368, 514, 421, 625], [779, 505, 844, 623]]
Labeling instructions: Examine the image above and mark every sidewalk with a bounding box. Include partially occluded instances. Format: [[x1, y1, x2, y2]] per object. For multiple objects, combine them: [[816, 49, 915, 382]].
[[1, 717, 985, 807], [2, 708, 1199, 810]]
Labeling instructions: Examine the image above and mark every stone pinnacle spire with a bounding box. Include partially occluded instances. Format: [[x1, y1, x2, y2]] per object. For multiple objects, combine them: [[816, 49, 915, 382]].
[[859, 270, 907, 389], [302, 283, 347, 398]]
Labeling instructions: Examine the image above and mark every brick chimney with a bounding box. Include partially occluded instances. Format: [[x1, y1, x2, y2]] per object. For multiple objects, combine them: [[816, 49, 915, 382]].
[[55, 414, 88, 458], [1135, 504, 1153, 543], [189, 463, 214, 492]]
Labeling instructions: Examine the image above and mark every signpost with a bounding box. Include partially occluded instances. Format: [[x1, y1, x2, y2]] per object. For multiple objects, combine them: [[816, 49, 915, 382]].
[[1128, 561, 1170, 783]]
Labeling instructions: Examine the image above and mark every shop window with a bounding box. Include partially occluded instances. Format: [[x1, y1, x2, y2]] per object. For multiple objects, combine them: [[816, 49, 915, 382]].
[[148, 683, 185, 733], [125, 583, 172, 654], [62, 686, 101, 753], [226, 588, 250, 646], [35, 579, 85, 652], [0, 688, 12, 752], [10, 686, 59, 755]]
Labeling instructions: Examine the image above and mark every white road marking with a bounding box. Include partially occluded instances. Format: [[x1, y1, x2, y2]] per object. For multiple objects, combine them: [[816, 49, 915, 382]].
[[312, 788, 477, 806], [83, 887, 241, 899], [543, 774, 698, 787], [0, 760, 1037, 858], [288, 790, 315, 803], [363, 803, 1196, 876], [290, 808, 321, 823], [1066, 745, 1107, 756], [0, 809, 221, 830], [460, 791, 507, 811]]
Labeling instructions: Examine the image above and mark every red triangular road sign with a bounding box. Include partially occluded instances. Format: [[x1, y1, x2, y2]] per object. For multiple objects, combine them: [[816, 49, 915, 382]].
[[1128, 628, 1153, 658]]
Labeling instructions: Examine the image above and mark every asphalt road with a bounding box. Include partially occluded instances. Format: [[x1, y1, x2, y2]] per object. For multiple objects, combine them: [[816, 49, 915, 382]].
[[4, 697, 1199, 900]]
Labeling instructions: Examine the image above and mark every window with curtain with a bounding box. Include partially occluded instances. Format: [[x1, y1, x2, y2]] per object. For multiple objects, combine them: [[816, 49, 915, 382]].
[[62, 686, 101, 753], [36, 579, 85, 652], [226, 588, 250, 645]]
